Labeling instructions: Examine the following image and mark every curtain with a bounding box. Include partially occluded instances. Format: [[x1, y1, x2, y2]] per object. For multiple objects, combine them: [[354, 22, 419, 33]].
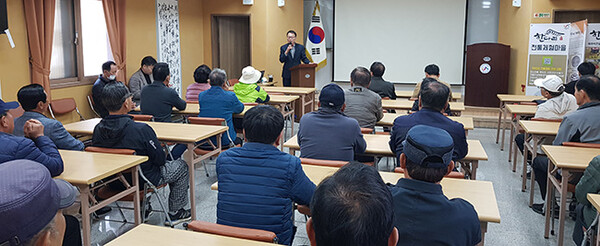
[[102, 0, 126, 83], [23, 0, 56, 99]]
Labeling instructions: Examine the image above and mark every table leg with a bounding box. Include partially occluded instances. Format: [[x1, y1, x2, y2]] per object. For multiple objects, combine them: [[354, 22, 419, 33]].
[[508, 114, 516, 165], [496, 101, 503, 144], [80, 185, 91, 246], [186, 143, 196, 220], [478, 221, 488, 246], [544, 159, 554, 238], [472, 161, 478, 180], [522, 133, 530, 192], [557, 170, 569, 246], [132, 166, 141, 225], [290, 102, 295, 137], [529, 136, 539, 206], [596, 212, 600, 246], [300, 94, 306, 117]]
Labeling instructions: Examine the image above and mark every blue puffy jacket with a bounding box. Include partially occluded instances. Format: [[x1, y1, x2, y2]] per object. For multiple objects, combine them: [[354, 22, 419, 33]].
[[0, 132, 63, 177], [216, 142, 316, 245]]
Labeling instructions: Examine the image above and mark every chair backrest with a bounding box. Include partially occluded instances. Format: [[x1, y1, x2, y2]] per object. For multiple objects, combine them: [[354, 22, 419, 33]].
[[87, 94, 100, 117], [243, 103, 258, 106], [519, 101, 537, 106], [393, 167, 465, 179], [531, 118, 562, 123], [187, 117, 226, 126], [382, 97, 391, 100], [300, 158, 349, 168], [228, 79, 239, 86], [129, 114, 154, 122], [85, 146, 136, 155], [361, 128, 374, 134], [8, 106, 24, 118], [268, 92, 285, 95], [186, 221, 278, 243], [186, 100, 199, 104], [562, 142, 600, 149], [50, 98, 77, 115]]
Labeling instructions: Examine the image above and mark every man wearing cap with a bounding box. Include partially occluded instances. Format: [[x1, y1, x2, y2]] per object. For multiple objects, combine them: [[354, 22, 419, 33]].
[[234, 66, 270, 103], [389, 125, 481, 246], [0, 99, 64, 177], [0, 160, 80, 246], [298, 83, 366, 161], [343, 66, 384, 129], [279, 30, 311, 87], [531, 75, 600, 215], [141, 62, 187, 122]]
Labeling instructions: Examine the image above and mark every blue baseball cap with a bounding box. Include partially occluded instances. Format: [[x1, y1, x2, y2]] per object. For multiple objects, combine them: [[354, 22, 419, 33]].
[[402, 125, 454, 168], [319, 83, 345, 108], [0, 99, 19, 114], [0, 160, 77, 246]]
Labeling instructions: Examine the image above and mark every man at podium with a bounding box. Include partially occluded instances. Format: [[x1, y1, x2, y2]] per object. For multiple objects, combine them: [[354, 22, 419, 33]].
[[279, 30, 311, 87]]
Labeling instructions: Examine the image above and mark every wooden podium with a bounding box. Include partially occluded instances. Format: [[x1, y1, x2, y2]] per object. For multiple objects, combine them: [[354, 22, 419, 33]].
[[290, 63, 317, 87], [465, 43, 510, 107]]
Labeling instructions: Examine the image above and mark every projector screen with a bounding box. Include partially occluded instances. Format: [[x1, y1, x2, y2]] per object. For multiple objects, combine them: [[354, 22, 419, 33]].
[[333, 0, 467, 84]]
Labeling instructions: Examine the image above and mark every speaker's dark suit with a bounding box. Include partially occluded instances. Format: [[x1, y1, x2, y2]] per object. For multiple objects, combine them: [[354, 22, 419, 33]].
[[279, 43, 310, 87]]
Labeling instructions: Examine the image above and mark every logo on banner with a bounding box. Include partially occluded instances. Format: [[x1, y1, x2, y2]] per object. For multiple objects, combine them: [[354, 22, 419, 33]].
[[534, 29, 565, 42]]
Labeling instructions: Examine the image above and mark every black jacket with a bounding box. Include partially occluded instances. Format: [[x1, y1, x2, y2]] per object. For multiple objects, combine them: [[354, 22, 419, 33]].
[[92, 115, 165, 185], [140, 81, 187, 122], [369, 76, 397, 99], [92, 75, 117, 118], [279, 43, 310, 79]]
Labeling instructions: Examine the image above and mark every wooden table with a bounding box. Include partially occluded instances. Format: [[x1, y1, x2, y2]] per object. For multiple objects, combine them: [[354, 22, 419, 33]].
[[376, 113, 474, 133], [58, 150, 148, 246], [381, 100, 465, 114], [504, 104, 537, 171], [211, 164, 500, 244], [542, 145, 600, 246], [587, 193, 600, 246], [495, 94, 544, 150], [105, 224, 275, 246], [63, 118, 228, 221], [264, 87, 317, 120], [284, 135, 487, 179], [266, 95, 299, 150], [518, 120, 560, 206], [395, 90, 462, 101]]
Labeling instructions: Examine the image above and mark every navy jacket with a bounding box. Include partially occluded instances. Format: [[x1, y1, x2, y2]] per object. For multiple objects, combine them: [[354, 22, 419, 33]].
[[92, 75, 117, 118], [369, 76, 397, 99], [389, 179, 481, 246], [92, 115, 165, 185], [279, 43, 310, 79], [0, 132, 63, 177], [298, 107, 366, 161], [198, 86, 244, 146], [389, 108, 468, 161], [216, 142, 315, 245], [140, 81, 186, 122], [14, 111, 84, 151]]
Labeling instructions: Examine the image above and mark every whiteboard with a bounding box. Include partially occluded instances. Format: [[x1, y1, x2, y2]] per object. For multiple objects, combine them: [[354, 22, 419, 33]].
[[333, 0, 467, 84]]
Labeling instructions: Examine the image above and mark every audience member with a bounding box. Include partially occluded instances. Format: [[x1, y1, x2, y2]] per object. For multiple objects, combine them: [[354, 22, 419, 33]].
[[234, 66, 270, 103], [573, 155, 600, 245], [389, 81, 467, 162], [307, 161, 398, 246], [216, 105, 315, 245], [565, 62, 596, 95], [14, 84, 84, 151], [93, 83, 190, 226], [128, 56, 157, 106], [298, 83, 366, 161], [368, 61, 397, 99], [411, 64, 453, 100], [410, 77, 453, 115], [344, 66, 384, 129], [186, 64, 212, 101], [92, 61, 119, 118], [389, 125, 481, 245], [532, 75, 600, 215], [141, 62, 187, 122]]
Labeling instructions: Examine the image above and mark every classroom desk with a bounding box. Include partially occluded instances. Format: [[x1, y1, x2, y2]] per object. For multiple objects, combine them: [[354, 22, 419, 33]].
[[63, 118, 228, 221], [381, 100, 465, 114], [517, 120, 560, 206], [283, 135, 487, 179], [105, 224, 275, 246], [57, 150, 148, 246], [495, 94, 544, 151], [264, 87, 317, 119], [211, 164, 500, 244], [395, 90, 462, 101], [587, 194, 600, 246], [266, 95, 299, 149], [542, 145, 600, 246], [504, 104, 537, 171], [376, 113, 474, 132]]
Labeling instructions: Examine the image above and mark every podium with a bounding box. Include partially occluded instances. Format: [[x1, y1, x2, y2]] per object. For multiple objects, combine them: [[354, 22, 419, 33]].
[[290, 63, 317, 87], [465, 43, 510, 107]]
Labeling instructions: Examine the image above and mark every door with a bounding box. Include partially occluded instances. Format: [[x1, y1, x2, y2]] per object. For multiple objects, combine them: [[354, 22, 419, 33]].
[[212, 15, 251, 80]]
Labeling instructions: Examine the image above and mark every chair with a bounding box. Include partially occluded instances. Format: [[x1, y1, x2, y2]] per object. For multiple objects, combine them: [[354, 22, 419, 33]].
[[243, 103, 258, 106], [87, 94, 100, 117], [187, 117, 239, 177], [186, 100, 199, 104], [8, 106, 24, 118], [562, 142, 600, 149], [531, 118, 562, 123], [129, 114, 154, 122], [85, 146, 174, 227], [361, 128, 374, 134], [300, 158, 349, 168], [184, 221, 278, 244], [519, 101, 538, 106], [228, 79, 239, 87], [49, 98, 85, 121], [382, 97, 391, 100], [394, 167, 465, 179]]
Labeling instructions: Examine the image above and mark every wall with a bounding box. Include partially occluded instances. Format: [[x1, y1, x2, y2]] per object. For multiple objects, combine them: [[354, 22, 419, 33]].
[[498, 0, 600, 94]]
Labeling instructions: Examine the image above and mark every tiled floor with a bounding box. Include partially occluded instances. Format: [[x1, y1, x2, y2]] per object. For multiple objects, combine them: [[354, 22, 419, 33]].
[[85, 126, 577, 246]]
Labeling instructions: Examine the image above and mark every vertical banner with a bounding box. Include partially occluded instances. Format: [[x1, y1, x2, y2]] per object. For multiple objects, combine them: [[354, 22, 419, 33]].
[[526, 24, 570, 95], [567, 20, 587, 83], [586, 23, 600, 76], [305, 1, 327, 71], [156, 0, 182, 96]]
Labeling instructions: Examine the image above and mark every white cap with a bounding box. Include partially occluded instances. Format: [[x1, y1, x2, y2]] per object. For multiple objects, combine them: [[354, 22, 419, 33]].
[[534, 75, 564, 93], [238, 66, 261, 84]]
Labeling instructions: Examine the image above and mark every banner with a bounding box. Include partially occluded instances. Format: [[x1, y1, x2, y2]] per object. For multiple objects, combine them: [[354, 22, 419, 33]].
[[567, 20, 587, 83], [306, 1, 327, 71], [526, 23, 570, 95], [586, 23, 600, 76], [156, 0, 182, 96]]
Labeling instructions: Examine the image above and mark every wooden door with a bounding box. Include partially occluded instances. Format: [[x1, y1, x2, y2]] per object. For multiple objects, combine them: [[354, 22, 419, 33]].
[[211, 15, 251, 80]]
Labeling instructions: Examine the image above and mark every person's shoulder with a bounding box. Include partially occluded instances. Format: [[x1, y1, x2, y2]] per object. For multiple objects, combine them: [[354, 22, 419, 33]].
[[448, 197, 479, 219]]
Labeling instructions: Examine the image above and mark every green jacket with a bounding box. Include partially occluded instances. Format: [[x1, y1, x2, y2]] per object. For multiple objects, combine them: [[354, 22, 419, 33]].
[[233, 83, 270, 103], [576, 155, 600, 227]]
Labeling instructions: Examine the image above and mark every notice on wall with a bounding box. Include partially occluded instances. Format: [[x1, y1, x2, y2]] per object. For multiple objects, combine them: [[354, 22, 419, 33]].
[[567, 20, 587, 83], [586, 23, 600, 76], [156, 0, 182, 96], [526, 24, 570, 95]]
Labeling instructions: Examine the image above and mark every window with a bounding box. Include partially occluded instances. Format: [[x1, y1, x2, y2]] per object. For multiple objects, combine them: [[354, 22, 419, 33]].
[[50, 0, 113, 88]]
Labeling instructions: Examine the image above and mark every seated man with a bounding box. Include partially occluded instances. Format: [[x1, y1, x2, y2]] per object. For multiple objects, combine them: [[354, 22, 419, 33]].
[[128, 56, 157, 106], [307, 161, 399, 246], [92, 61, 119, 118], [410, 77, 453, 115], [216, 105, 315, 245], [298, 83, 366, 161], [368, 61, 397, 99], [411, 64, 453, 100], [234, 66, 270, 103], [389, 125, 481, 245], [141, 62, 187, 122], [185, 64, 212, 101], [565, 62, 596, 95], [93, 83, 191, 225], [344, 66, 384, 129], [573, 155, 600, 245], [389, 81, 467, 162], [532, 75, 600, 215], [14, 84, 84, 151], [0, 99, 63, 176], [0, 160, 79, 246]]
